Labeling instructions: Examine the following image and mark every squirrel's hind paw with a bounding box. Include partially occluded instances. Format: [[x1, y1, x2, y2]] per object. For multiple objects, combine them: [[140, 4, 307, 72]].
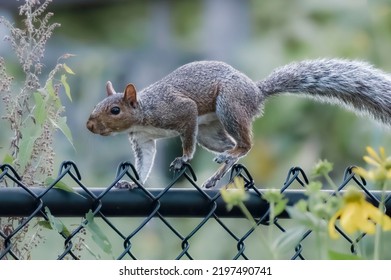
[[214, 153, 235, 164], [169, 156, 188, 171], [202, 177, 219, 189], [114, 180, 138, 189]]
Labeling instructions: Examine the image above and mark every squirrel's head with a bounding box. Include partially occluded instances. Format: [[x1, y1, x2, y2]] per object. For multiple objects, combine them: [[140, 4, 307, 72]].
[[86, 81, 141, 136]]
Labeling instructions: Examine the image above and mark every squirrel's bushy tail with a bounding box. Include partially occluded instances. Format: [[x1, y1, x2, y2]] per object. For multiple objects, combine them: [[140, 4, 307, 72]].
[[257, 58, 391, 125]]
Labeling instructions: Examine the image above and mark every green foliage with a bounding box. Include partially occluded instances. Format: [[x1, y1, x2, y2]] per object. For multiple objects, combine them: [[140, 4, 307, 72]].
[[85, 210, 113, 257], [328, 250, 363, 260], [0, 0, 76, 260], [222, 147, 391, 259], [0, 1, 75, 186], [45, 177, 74, 193], [38, 207, 71, 237], [271, 226, 308, 256], [50, 116, 74, 148], [2, 154, 13, 165], [311, 160, 334, 178], [262, 190, 288, 217], [38, 207, 113, 259], [17, 125, 42, 173], [220, 177, 249, 211]]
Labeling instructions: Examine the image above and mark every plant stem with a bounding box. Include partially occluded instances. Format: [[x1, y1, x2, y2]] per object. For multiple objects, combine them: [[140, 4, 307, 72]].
[[315, 228, 323, 259], [268, 203, 275, 244], [373, 181, 387, 260], [238, 202, 278, 259], [324, 173, 342, 197]]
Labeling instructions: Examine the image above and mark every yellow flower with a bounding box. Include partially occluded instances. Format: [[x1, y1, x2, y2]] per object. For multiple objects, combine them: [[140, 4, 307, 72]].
[[328, 186, 391, 239], [353, 146, 391, 181], [220, 176, 248, 211]]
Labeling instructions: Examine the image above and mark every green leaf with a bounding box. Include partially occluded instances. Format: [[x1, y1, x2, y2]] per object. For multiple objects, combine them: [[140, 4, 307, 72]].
[[273, 226, 307, 254], [44, 207, 71, 237], [18, 126, 42, 172], [33, 92, 47, 125], [286, 206, 326, 230], [63, 63, 75, 75], [262, 189, 285, 204], [306, 181, 323, 194], [37, 220, 53, 230], [85, 210, 112, 255], [45, 177, 74, 193], [328, 250, 362, 260], [3, 153, 14, 165], [295, 199, 308, 212], [45, 79, 62, 109], [79, 240, 101, 260], [274, 198, 288, 217], [45, 79, 55, 97], [18, 137, 34, 172], [61, 74, 72, 102], [50, 117, 74, 147], [45, 177, 87, 199]]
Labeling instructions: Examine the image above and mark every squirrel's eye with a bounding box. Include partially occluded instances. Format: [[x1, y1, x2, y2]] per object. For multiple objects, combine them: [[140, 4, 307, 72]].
[[110, 106, 120, 115]]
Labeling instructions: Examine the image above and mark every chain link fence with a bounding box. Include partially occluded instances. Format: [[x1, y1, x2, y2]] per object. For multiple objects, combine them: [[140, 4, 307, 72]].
[[0, 161, 390, 260]]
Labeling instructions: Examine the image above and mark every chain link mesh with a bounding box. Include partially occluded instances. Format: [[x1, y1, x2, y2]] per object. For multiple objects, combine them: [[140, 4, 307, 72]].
[[0, 162, 390, 259]]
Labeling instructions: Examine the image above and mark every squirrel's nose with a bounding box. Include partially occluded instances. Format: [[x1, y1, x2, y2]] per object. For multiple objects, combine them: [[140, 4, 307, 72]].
[[86, 120, 94, 132]]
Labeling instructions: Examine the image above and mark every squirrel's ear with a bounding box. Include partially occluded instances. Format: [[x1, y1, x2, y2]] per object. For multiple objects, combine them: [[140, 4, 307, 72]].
[[123, 83, 138, 108], [106, 81, 116, 96]]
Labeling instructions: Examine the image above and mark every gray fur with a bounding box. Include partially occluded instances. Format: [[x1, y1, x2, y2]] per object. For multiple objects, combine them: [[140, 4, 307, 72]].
[[258, 58, 391, 124], [87, 58, 391, 188]]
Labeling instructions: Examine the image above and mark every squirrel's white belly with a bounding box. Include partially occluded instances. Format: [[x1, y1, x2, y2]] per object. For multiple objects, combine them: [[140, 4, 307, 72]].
[[128, 113, 218, 140], [127, 125, 180, 139]]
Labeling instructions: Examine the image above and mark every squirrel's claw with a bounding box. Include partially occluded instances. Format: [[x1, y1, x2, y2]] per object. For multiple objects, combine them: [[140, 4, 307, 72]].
[[169, 157, 187, 171], [202, 177, 218, 189]]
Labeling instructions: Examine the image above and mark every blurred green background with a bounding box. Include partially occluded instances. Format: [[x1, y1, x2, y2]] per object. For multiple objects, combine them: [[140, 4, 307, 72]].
[[1, 0, 391, 259], [2, 0, 391, 188]]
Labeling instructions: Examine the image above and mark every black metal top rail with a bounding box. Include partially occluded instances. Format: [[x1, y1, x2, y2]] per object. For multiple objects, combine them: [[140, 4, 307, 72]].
[[0, 187, 390, 218]]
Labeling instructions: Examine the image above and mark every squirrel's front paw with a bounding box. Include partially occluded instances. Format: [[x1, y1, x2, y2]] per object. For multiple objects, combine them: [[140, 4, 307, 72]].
[[114, 180, 137, 189], [169, 157, 187, 171]]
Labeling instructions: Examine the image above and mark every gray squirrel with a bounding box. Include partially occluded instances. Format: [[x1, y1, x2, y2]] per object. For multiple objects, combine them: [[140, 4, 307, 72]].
[[86, 58, 391, 188]]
